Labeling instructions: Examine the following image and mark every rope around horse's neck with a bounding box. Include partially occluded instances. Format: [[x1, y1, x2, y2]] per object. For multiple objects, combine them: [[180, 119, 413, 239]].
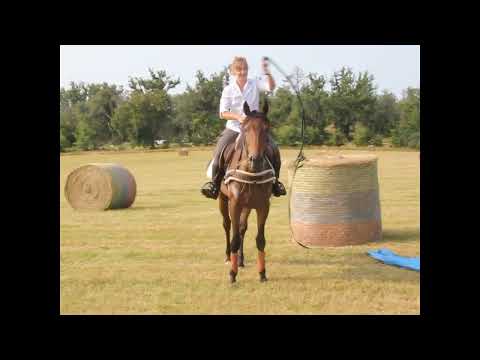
[[266, 57, 309, 248]]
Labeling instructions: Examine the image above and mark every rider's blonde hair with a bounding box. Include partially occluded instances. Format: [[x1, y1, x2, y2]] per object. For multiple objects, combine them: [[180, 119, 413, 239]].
[[229, 57, 248, 74]]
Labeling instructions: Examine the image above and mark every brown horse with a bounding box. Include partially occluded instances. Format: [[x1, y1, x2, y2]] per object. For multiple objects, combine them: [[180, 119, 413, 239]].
[[218, 101, 276, 283]]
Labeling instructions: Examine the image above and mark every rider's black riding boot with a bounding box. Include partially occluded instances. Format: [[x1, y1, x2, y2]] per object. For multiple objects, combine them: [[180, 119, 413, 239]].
[[269, 146, 287, 197], [201, 168, 224, 200], [272, 174, 287, 197]]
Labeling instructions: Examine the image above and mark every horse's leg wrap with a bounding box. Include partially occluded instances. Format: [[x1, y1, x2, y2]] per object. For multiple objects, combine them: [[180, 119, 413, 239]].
[[257, 251, 266, 273], [230, 252, 239, 278]]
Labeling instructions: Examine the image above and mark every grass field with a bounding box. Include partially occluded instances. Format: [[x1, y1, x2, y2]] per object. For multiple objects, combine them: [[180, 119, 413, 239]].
[[60, 147, 420, 314]]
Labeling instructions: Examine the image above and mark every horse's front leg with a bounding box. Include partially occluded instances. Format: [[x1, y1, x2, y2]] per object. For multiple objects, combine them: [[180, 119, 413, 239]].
[[219, 194, 230, 264], [229, 199, 242, 283], [238, 208, 251, 267], [256, 201, 270, 282]]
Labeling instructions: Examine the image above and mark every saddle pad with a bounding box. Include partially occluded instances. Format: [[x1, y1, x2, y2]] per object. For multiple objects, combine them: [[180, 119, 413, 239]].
[[206, 159, 213, 179]]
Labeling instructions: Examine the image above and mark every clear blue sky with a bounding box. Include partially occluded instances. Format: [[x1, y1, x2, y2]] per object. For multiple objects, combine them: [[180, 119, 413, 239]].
[[60, 45, 420, 98]]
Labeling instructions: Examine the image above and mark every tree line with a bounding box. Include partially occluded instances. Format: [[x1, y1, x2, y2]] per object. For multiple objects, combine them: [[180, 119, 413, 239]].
[[60, 67, 420, 151]]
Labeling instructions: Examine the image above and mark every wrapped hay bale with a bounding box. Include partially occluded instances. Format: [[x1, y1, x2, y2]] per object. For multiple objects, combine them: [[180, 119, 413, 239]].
[[178, 148, 189, 156], [288, 154, 382, 247], [65, 163, 136, 210]]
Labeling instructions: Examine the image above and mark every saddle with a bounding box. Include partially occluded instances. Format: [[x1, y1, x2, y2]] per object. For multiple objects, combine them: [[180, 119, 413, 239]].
[[205, 133, 243, 179]]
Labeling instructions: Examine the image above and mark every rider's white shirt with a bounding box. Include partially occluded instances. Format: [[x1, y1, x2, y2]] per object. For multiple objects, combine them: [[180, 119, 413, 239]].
[[219, 77, 271, 133]]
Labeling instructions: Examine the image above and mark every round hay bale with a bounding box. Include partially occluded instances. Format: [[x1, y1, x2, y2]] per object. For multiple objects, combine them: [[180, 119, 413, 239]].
[[288, 154, 382, 247], [65, 163, 136, 210], [178, 148, 189, 156]]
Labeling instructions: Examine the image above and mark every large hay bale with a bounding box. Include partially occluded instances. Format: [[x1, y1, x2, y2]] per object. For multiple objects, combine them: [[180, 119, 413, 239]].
[[288, 154, 382, 247], [65, 163, 136, 210]]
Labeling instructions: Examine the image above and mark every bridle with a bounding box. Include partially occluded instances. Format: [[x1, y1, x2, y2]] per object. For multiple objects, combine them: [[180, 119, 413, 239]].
[[224, 114, 276, 186]]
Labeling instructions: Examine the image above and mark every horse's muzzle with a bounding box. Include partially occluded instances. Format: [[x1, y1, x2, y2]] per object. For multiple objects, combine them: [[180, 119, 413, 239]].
[[249, 155, 264, 173]]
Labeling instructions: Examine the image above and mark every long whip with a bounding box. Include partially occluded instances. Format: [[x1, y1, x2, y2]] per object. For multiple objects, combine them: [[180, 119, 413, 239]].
[[263, 56, 309, 248]]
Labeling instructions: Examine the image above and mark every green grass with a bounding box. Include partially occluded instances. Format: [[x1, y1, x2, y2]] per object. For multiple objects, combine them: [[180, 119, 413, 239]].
[[60, 147, 420, 314]]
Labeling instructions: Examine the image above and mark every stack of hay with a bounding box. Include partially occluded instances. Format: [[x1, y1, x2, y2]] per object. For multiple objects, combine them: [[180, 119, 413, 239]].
[[288, 154, 382, 247], [65, 163, 136, 210]]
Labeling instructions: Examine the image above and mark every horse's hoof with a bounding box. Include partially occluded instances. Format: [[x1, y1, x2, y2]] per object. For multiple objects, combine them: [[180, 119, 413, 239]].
[[238, 262, 245, 268], [259, 270, 267, 282]]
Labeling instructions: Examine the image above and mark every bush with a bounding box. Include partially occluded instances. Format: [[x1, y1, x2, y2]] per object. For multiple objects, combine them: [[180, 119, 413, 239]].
[[369, 134, 383, 147], [274, 124, 300, 146], [392, 127, 420, 149], [304, 126, 325, 145], [60, 132, 70, 152], [353, 122, 372, 146], [118, 142, 132, 150], [391, 127, 406, 147], [326, 131, 347, 146], [407, 131, 420, 149]]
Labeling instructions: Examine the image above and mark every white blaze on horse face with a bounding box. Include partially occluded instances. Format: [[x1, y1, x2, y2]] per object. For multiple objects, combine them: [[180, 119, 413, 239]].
[[248, 119, 264, 159]]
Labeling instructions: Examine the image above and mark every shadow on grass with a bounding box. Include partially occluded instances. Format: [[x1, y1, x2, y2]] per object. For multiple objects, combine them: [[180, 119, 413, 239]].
[[272, 253, 419, 284], [121, 204, 180, 211], [271, 231, 420, 284], [272, 265, 419, 284], [380, 227, 419, 243]]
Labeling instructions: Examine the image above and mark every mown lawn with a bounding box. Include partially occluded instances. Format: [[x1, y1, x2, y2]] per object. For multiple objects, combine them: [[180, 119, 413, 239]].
[[60, 147, 420, 314]]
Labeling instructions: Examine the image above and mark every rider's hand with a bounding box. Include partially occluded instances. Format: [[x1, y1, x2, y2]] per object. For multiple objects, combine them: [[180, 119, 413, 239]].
[[261, 58, 270, 75], [238, 114, 247, 123]]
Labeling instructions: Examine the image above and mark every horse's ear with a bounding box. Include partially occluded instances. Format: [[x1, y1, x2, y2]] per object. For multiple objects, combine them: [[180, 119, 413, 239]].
[[243, 101, 251, 116], [262, 99, 269, 115]]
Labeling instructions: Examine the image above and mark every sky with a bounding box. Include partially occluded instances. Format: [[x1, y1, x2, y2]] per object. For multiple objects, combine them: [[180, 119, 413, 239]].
[[60, 45, 420, 98]]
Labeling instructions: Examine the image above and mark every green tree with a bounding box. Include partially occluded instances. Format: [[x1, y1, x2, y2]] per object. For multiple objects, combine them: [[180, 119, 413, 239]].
[[328, 67, 377, 141], [72, 83, 124, 149], [300, 73, 329, 144], [60, 82, 90, 147], [372, 90, 400, 135], [111, 101, 136, 144], [172, 69, 227, 144], [120, 69, 180, 148], [269, 86, 294, 129], [60, 82, 88, 111], [328, 68, 356, 140], [392, 87, 420, 148], [353, 121, 373, 146], [354, 71, 377, 128]]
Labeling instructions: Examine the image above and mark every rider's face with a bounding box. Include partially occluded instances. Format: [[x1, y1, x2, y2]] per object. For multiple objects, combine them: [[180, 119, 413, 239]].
[[233, 63, 248, 81]]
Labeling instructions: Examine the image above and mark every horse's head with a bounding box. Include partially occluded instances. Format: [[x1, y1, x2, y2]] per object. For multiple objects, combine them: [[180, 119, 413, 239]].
[[241, 101, 270, 173]]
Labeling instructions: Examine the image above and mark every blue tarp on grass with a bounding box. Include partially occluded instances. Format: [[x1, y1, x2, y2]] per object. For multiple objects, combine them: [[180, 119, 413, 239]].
[[367, 248, 420, 272]]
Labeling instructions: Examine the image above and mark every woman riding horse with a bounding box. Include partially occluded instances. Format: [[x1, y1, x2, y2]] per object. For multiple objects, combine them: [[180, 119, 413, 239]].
[[219, 100, 278, 283], [200, 56, 286, 199]]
